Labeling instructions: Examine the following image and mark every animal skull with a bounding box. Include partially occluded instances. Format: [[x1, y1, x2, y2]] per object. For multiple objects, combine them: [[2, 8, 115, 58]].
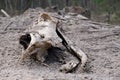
[[19, 13, 87, 73]]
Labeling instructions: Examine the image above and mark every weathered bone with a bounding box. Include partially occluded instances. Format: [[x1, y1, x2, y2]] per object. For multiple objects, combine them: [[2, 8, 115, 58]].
[[20, 13, 62, 63], [56, 21, 88, 73], [19, 13, 87, 73]]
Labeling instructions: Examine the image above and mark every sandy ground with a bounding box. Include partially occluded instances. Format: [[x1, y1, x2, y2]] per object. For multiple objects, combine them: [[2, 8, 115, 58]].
[[0, 8, 120, 80]]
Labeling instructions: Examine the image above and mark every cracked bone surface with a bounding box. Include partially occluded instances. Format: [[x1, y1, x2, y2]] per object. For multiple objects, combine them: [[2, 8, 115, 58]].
[[19, 13, 87, 73]]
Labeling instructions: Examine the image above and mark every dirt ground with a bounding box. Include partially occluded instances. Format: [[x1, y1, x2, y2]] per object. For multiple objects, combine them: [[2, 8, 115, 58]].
[[0, 8, 120, 80]]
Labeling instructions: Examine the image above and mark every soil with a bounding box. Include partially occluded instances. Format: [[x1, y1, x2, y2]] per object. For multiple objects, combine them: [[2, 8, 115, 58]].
[[0, 8, 120, 80]]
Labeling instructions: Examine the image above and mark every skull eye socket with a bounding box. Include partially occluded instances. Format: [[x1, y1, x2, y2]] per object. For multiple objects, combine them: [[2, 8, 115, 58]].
[[40, 35, 45, 38], [19, 33, 31, 50]]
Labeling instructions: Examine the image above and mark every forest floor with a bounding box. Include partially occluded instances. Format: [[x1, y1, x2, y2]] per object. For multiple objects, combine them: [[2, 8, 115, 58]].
[[0, 8, 120, 80]]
